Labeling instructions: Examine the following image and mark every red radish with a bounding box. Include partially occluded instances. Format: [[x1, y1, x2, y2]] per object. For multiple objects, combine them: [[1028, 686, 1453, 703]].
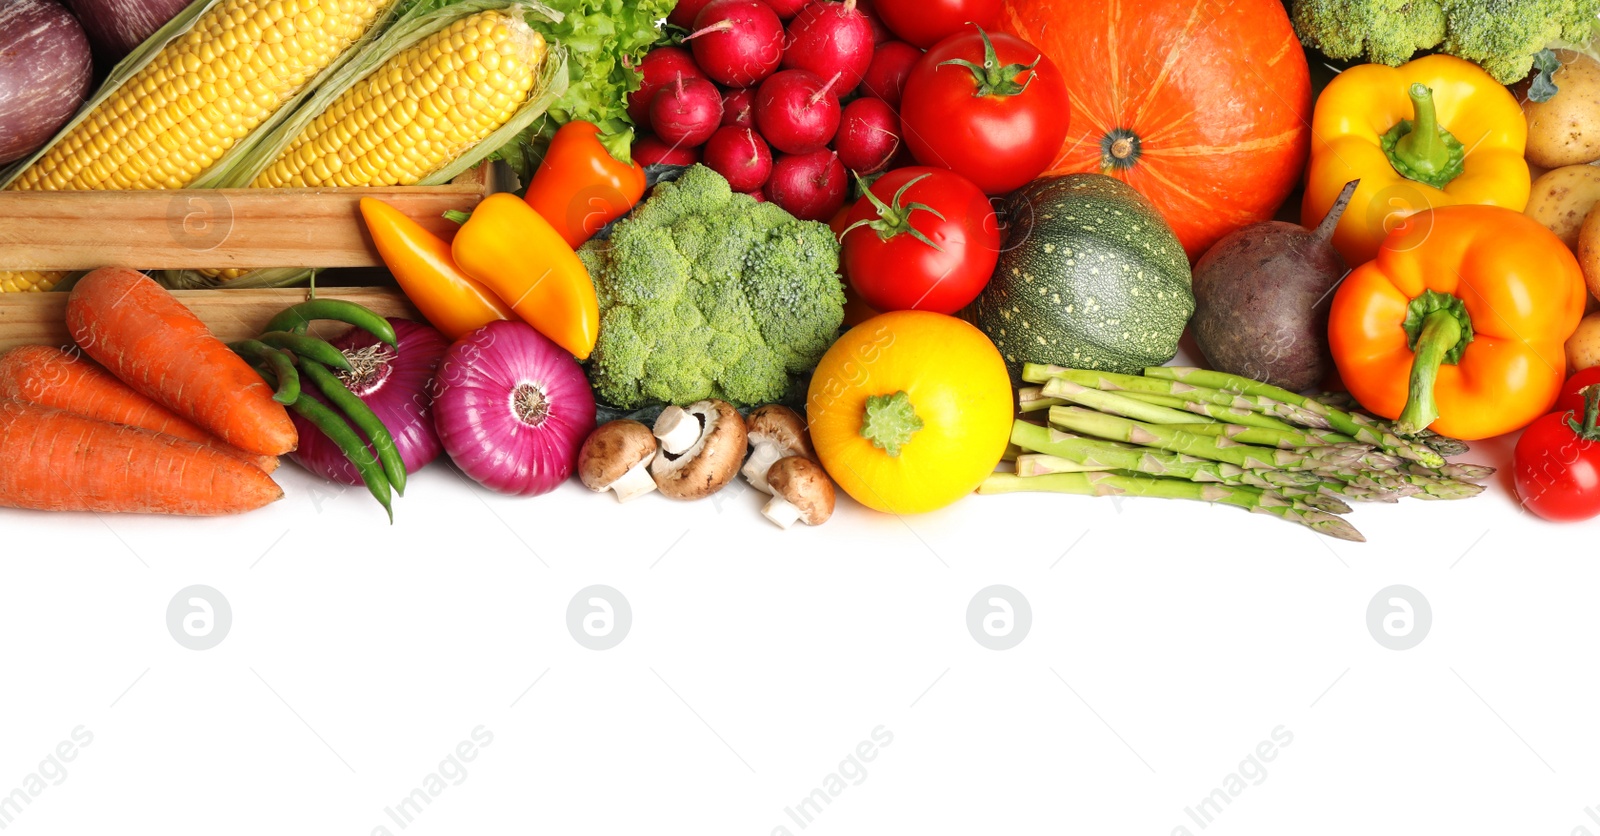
[[687, 0, 785, 88], [767, 149, 847, 221], [628, 47, 705, 126], [755, 69, 844, 155], [782, 0, 876, 92], [855, 0, 893, 43], [721, 87, 757, 128], [834, 97, 899, 174], [745, 190, 768, 202], [669, 0, 718, 28], [760, 0, 809, 18], [704, 126, 774, 192], [860, 40, 920, 107], [651, 74, 724, 147], [634, 134, 703, 167]]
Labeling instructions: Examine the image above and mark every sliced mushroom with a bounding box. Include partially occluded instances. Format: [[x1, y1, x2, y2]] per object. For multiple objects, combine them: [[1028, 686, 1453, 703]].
[[577, 420, 659, 503], [762, 456, 835, 529], [650, 399, 747, 500], [742, 404, 813, 494]]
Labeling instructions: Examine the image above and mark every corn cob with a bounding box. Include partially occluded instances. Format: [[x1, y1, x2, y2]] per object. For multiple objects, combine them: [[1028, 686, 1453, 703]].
[[253, 8, 546, 190], [0, 0, 394, 292]]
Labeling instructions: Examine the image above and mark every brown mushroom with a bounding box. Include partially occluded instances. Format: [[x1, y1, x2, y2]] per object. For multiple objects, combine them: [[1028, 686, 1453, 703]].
[[741, 404, 813, 494], [762, 456, 835, 529], [577, 420, 659, 503], [650, 399, 747, 500]]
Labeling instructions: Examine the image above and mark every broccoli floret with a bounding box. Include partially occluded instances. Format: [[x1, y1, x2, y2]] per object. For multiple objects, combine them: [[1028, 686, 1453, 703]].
[[1442, 0, 1600, 83], [578, 165, 846, 408], [1291, 0, 1600, 83], [1292, 0, 1446, 67]]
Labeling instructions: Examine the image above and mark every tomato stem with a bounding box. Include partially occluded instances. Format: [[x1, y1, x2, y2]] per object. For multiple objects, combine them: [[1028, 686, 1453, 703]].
[[840, 173, 946, 251], [1568, 384, 1600, 441], [937, 26, 1039, 98]]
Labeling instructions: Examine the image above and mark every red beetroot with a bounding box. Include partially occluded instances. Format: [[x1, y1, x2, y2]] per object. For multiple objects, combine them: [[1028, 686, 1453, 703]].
[[704, 126, 774, 192], [628, 47, 705, 127], [633, 134, 704, 167], [669, 0, 718, 28], [687, 0, 785, 88], [782, 1, 876, 92], [834, 97, 899, 174], [721, 87, 757, 128], [860, 40, 919, 107], [767, 149, 847, 221], [755, 69, 844, 155], [759, 0, 809, 18], [651, 74, 724, 147]]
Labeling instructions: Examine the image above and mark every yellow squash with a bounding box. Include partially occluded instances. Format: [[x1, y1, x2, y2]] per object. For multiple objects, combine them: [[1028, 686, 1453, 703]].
[[806, 311, 1014, 515]]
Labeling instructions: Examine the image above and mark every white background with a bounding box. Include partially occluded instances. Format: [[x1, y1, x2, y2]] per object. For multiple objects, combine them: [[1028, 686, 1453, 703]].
[[4, 383, 1599, 835]]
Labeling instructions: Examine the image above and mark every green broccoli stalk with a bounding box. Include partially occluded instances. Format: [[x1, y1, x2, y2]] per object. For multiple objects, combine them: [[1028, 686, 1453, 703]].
[[1291, 0, 1600, 85], [578, 165, 846, 409]]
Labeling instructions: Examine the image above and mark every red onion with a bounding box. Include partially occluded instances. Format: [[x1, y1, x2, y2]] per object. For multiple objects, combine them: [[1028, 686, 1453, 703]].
[[0, 0, 93, 165], [433, 320, 596, 496], [290, 318, 448, 486]]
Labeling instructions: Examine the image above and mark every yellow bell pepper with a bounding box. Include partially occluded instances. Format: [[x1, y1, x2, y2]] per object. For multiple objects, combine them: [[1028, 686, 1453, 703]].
[[1302, 54, 1529, 268]]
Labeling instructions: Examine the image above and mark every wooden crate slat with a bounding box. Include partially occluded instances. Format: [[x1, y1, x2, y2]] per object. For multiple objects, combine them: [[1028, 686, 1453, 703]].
[[0, 287, 418, 352]]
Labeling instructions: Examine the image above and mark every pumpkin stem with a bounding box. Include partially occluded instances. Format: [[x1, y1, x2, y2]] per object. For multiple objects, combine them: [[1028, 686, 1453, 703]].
[[937, 25, 1039, 98], [1098, 127, 1142, 172], [860, 391, 923, 457], [1383, 84, 1466, 190], [840, 173, 946, 251]]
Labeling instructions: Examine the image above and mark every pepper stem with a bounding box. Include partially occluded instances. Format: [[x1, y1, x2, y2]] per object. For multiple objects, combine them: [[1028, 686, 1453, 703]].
[[860, 391, 923, 457], [1382, 85, 1466, 190], [1396, 310, 1463, 434]]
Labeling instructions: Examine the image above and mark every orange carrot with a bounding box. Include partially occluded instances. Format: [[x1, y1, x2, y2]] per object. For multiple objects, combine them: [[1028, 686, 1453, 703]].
[[0, 345, 279, 474], [66, 267, 297, 456], [0, 399, 283, 515]]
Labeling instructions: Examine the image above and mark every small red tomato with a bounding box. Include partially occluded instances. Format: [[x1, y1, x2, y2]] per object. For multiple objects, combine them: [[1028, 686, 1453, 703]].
[[1514, 382, 1600, 522], [1555, 366, 1600, 415], [899, 26, 1069, 195], [871, 0, 1000, 48], [841, 166, 998, 314]]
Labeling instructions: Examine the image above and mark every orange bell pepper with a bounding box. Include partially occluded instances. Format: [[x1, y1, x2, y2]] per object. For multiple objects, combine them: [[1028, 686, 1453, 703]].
[[449, 193, 600, 359], [1329, 205, 1587, 440], [524, 121, 647, 250], [359, 198, 514, 340]]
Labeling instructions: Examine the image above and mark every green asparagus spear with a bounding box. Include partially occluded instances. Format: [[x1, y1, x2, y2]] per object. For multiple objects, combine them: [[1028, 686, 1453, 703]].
[[1045, 406, 1315, 470], [1041, 379, 1217, 425], [978, 472, 1365, 542], [1013, 454, 1119, 476], [1011, 422, 1320, 487]]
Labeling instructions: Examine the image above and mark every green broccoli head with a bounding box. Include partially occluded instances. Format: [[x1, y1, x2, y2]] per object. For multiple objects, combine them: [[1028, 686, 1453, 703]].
[[1291, 0, 1599, 83], [578, 165, 846, 408], [1441, 0, 1600, 83], [1292, 0, 1446, 67]]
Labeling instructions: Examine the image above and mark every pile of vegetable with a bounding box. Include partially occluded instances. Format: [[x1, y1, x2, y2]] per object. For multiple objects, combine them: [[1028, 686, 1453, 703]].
[[11, 0, 1600, 537]]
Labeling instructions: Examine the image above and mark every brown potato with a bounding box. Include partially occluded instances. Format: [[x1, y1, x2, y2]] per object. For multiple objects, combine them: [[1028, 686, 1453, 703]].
[[1578, 203, 1600, 302], [1524, 51, 1600, 168], [1526, 165, 1600, 249], [1567, 312, 1600, 372]]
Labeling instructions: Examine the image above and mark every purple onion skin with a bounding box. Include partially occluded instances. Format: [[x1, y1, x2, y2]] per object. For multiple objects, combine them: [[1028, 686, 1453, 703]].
[[63, 0, 190, 65], [0, 0, 92, 165], [290, 318, 449, 487], [434, 320, 597, 497]]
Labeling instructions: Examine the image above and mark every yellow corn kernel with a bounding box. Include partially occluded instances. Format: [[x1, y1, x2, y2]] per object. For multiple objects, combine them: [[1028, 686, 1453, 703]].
[[251, 9, 545, 190]]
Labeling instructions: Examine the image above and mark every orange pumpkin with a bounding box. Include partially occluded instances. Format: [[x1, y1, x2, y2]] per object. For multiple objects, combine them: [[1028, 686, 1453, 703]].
[[999, 0, 1312, 260]]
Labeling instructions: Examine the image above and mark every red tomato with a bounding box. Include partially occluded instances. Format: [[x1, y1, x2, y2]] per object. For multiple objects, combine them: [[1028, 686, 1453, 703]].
[[872, 0, 1001, 49], [1554, 366, 1600, 415], [841, 166, 999, 314], [1513, 402, 1600, 522], [899, 26, 1069, 195]]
